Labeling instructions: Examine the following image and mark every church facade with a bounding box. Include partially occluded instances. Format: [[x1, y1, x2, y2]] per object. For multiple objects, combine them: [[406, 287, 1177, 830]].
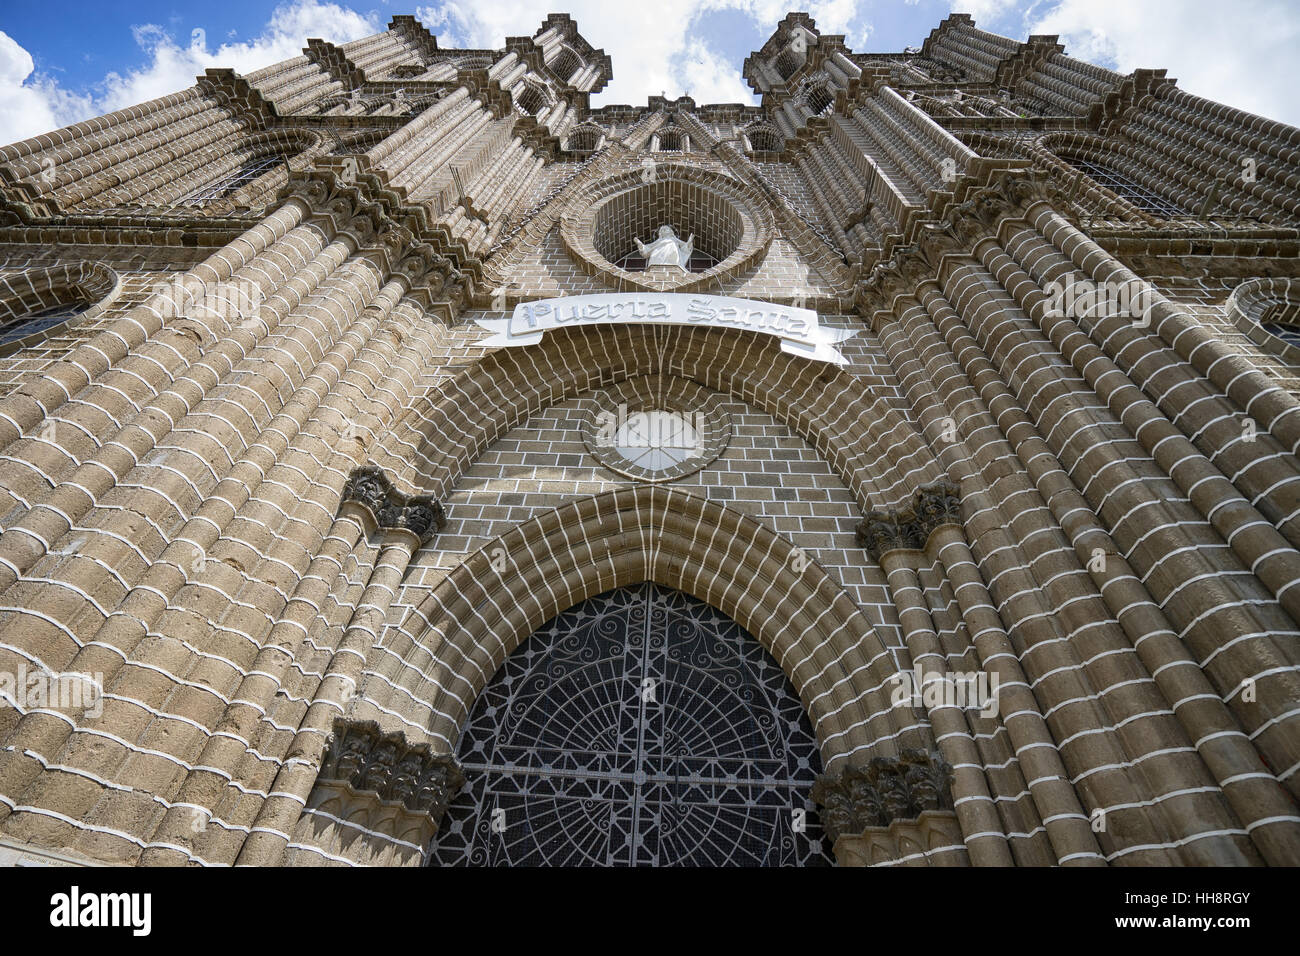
[[0, 10, 1297, 867]]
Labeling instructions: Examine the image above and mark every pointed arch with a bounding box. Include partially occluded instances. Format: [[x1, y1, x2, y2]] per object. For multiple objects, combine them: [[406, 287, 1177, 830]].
[[359, 486, 920, 773], [375, 321, 941, 512]]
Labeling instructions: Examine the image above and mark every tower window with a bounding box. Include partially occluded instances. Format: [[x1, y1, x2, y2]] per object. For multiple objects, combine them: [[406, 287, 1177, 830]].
[[774, 48, 802, 80], [806, 86, 834, 116], [1064, 157, 1186, 218], [655, 129, 684, 151], [746, 127, 781, 153], [515, 85, 546, 116], [174, 154, 287, 207], [549, 48, 582, 83], [566, 127, 603, 154]]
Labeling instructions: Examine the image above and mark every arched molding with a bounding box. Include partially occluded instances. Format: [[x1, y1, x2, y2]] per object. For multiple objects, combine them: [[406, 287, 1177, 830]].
[[147, 128, 325, 212], [72, 127, 325, 213], [1227, 277, 1300, 365], [0, 261, 121, 356], [372, 485, 918, 773], [375, 320, 941, 513]]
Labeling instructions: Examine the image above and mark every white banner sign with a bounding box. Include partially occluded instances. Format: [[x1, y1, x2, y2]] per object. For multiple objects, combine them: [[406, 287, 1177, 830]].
[[475, 293, 856, 365]]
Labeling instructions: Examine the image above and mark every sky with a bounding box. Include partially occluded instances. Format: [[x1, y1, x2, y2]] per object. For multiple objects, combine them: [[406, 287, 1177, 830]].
[[0, 0, 1298, 145]]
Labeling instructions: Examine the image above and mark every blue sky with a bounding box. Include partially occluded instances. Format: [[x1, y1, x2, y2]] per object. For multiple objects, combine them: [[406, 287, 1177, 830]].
[[1, 0, 1298, 143]]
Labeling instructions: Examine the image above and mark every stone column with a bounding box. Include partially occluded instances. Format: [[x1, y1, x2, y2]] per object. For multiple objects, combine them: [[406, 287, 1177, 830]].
[[859, 491, 1015, 866], [929, 524, 1106, 865], [232, 467, 445, 866]]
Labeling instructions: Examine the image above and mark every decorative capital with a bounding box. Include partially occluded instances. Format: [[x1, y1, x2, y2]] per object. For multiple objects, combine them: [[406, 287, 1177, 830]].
[[856, 481, 961, 560], [855, 510, 921, 557], [811, 749, 954, 842], [319, 719, 465, 823], [913, 481, 961, 529], [343, 465, 447, 544]]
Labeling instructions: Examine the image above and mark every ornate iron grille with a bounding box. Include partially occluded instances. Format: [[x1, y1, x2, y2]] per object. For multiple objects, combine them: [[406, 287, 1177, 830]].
[[1261, 301, 1300, 350], [173, 154, 286, 207], [0, 301, 89, 344], [428, 582, 833, 866], [1064, 157, 1187, 218]]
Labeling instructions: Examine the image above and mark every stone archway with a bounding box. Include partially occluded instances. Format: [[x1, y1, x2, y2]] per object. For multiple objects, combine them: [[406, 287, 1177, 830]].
[[359, 485, 922, 774], [372, 321, 943, 513]]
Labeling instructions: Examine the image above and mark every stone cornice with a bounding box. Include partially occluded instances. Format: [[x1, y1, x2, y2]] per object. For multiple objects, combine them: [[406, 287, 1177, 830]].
[[342, 465, 447, 544], [854, 165, 1045, 316], [993, 34, 1064, 90], [196, 69, 278, 129], [388, 15, 439, 64], [303, 38, 367, 90], [811, 749, 955, 841], [281, 162, 481, 317], [856, 481, 961, 561]]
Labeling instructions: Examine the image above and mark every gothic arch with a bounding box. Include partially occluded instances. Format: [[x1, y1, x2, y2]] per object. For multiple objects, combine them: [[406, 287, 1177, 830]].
[[147, 128, 324, 211], [547, 46, 583, 84], [742, 122, 783, 155], [373, 321, 942, 513], [77, 128, 325, 212], [358, 485, 918, 773]]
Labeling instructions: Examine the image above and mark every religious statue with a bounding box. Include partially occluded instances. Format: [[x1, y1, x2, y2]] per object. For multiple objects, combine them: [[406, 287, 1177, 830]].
[[635, 225, 694, 272]]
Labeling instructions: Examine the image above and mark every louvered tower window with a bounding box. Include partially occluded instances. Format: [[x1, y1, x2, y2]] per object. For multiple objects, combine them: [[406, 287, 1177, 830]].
[[174, 155, 287, 207], [1064, 157, 1186, 218]]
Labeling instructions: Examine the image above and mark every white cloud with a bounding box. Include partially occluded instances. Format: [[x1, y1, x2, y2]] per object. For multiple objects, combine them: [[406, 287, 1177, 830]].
[[95, 2, 381, 114], [1026, 0, 1300, 127], [679, 39, 754, 104], [0, 30, 94, 142], [2, 1, 1296, 146], [421, 0, 872, 107], [0, 1, 381, 145]]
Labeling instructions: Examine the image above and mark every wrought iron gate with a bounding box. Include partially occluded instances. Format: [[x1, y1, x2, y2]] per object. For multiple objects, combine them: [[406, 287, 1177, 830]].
[[428, 582, 832, 866]]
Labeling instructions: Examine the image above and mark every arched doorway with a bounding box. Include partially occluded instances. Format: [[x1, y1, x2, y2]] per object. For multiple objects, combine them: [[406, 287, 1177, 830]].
[[428, 582, 833, 866]]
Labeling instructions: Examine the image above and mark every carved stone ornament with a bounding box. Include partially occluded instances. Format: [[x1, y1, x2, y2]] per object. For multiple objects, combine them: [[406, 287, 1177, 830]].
[[810, 749, 955, 841], [855, 481, 961, 559], [343, 464, 447, 544], [318, 718, 466, 822]]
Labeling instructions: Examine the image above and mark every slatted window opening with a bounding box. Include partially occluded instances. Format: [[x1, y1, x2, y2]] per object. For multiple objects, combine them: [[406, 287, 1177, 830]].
[[173, 155, 287, 207]]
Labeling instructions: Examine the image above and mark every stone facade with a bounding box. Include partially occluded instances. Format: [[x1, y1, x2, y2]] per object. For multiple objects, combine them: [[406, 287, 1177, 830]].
[[0, 10, 1297, 866]]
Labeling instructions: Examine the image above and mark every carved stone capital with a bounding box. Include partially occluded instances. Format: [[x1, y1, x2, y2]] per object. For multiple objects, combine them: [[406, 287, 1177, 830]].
[[943, 168, 1051, 244], [913, 481, 961, 530], [343, 465, 447, 544], [810, 749, 954, 842], [856, 482, 961, 561], [855, 510, 922, 557], [319, 718, 465, 823]]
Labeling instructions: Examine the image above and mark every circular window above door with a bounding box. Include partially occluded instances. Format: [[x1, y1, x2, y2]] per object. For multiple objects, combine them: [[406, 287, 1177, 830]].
[[583, 375, 731, 483]]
